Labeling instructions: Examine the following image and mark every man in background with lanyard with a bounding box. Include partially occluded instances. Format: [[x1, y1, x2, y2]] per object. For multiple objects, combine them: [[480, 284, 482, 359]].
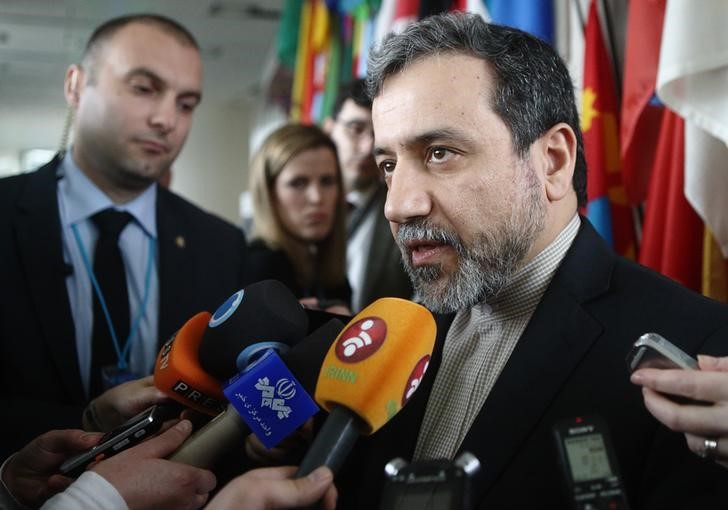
[[0, 14, 249, 458]]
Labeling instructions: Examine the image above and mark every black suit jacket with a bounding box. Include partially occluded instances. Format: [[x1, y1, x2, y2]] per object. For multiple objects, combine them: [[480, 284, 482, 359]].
[[349, 183, 412, 311], [336, 219, 728, 509], [241, 239, 352, 306], [0, 156, 249, 457]]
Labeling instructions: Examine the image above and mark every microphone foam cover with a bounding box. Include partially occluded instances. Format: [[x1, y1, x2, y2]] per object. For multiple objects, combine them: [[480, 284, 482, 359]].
[[198, 280, 309, 380], [154, 312, 225, 416], [304, 308, 352, 334], [282, 318, 347, 394], [314, 298, 436, 435]]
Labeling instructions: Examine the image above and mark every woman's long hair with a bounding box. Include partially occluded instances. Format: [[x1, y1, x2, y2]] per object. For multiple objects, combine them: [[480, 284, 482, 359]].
[[248, 123, 347, 291]]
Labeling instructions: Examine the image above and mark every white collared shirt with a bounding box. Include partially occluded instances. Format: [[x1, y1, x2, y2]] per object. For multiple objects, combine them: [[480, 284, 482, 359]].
[[415, 215, 581, 459], [57, 151, 160, 396], [346, 184, 379, 312]]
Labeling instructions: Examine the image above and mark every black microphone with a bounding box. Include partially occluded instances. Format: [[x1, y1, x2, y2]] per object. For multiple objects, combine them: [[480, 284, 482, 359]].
[[198, 279, 308, 380], [303, 306, 353, 335]]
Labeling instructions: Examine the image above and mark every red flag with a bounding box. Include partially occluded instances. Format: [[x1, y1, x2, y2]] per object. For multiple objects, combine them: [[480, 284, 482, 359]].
[[581, 0, 635, 258], [638, 111, 703, 291], [620, 0, 666, 204]]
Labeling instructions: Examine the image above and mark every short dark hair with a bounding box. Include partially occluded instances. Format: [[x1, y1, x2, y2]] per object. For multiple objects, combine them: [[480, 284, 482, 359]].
[[331, 78, 372, 120], [82, 14, 199, 81], [366, 12, 587, 207]]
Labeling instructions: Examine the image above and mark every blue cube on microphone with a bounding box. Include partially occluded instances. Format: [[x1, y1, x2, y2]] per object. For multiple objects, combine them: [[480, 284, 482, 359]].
[[223, 349, 319, 449]]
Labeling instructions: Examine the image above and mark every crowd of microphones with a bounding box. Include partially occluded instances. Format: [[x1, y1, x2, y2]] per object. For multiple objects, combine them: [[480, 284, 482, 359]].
[[144, 279, 434, 477], [63, 279, 455, 508], [55, 279, 634, 510]]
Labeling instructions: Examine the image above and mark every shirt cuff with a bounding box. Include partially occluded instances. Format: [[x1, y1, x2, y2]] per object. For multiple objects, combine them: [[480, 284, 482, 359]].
[[0, 454, 31, 510], [40, 471, 128, 510]]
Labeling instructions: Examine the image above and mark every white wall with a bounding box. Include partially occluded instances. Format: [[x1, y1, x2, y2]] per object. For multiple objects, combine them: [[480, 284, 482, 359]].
[[173, 99, 251, 225], [0, 103, 68, 174]]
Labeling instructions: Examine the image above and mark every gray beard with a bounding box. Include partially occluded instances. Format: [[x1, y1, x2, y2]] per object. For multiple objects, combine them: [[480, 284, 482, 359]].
[[395, 174, 545, 313]]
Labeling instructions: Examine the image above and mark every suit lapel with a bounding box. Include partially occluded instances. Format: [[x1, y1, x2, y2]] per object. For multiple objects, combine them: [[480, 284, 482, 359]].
[[459, 221, 613, 500], [155, 190, 188, 343], [360, 187, 391, 298], [15, 157, 85, 402]]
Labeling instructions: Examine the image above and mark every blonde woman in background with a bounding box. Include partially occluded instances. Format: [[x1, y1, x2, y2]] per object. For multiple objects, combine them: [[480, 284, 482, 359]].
[[243, 123, 351, 313]]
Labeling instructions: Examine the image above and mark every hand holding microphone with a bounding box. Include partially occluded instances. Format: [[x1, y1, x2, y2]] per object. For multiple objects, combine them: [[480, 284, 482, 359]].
[[153, 311, 227, 417], [75, 279, 309, 472], [206, 466, 337, 510], [82, 307, 229, 435], [68, 311, 226, 475]]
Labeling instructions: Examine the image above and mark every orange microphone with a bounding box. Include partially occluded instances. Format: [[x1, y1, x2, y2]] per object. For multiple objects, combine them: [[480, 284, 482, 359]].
[[296, 297, 436, 476], [153, 312, 225, 416]]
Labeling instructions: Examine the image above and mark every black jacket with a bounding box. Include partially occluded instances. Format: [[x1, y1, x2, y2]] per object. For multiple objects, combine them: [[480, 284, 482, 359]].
[[336, 219, 728, 509], [242, 239, 352, 308], [0, 156, 249, 457]]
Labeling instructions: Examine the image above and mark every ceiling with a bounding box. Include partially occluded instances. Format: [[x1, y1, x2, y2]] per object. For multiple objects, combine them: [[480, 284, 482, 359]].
[[0, 0, 285, 110]]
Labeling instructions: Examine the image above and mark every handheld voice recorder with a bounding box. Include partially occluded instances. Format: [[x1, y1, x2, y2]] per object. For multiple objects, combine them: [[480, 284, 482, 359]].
[[626, 333, 708, 406], [626, 332, 699, 372], [553, 415, 629, 510], [60, 403, 175, 477]]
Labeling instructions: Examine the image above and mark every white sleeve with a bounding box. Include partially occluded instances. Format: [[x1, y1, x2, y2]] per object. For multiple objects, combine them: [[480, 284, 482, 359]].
[[0, 454, 30, 510], [39, 471, 128, 510]]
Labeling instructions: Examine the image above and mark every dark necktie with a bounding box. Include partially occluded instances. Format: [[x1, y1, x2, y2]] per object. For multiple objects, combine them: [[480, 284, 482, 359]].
[[347, 199, 364, 237], [89, 209, 134, 397]]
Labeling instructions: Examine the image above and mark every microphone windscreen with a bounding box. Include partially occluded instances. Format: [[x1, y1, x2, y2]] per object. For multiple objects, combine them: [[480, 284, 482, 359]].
[[304, 307, 352, 334], [282, 318, 347, 394], [153, 312, 226, 415], [198, 280, 309, 380], [314, 298, 436, 434]]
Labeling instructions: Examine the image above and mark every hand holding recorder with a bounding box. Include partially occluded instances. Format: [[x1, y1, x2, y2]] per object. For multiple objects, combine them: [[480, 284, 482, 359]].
[[1, 428, 102, 507], [2, 420, 216, 510], [629, 333, 728, 466], [82, 375, 171, 432]]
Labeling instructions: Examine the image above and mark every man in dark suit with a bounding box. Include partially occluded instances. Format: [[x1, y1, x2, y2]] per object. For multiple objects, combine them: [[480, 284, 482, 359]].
[[324, 79, 412, 313], [0, 14, 248, 458], [333, 12, 728, 508]]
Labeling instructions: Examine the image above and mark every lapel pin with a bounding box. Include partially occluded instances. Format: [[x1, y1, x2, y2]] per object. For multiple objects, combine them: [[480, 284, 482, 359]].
[[175, 236, 186, 249]]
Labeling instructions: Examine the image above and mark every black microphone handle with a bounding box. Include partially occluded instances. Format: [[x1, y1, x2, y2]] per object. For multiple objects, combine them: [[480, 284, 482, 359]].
[[295, 405, 363, 477]]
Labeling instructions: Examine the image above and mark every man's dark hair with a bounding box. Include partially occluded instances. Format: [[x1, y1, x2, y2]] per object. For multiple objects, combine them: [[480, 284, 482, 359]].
[[82, 14, 199, 82], [331, 78, 372, 120], [366, 12, 587, 207]]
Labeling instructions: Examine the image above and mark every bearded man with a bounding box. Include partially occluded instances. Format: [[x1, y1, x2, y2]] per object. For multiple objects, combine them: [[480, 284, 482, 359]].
[[331, 11, 728, 509]]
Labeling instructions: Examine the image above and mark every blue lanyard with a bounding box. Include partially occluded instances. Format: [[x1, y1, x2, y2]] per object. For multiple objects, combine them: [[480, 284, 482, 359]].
[[71, 222, 156, 370]]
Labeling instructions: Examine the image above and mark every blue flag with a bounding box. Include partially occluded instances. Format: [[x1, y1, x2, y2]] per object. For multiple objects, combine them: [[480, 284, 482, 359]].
[[487, 0, 554, 45]]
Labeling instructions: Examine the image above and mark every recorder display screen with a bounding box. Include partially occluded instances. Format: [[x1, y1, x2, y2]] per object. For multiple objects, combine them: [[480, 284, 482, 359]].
[[564, 433, 613, 482]]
